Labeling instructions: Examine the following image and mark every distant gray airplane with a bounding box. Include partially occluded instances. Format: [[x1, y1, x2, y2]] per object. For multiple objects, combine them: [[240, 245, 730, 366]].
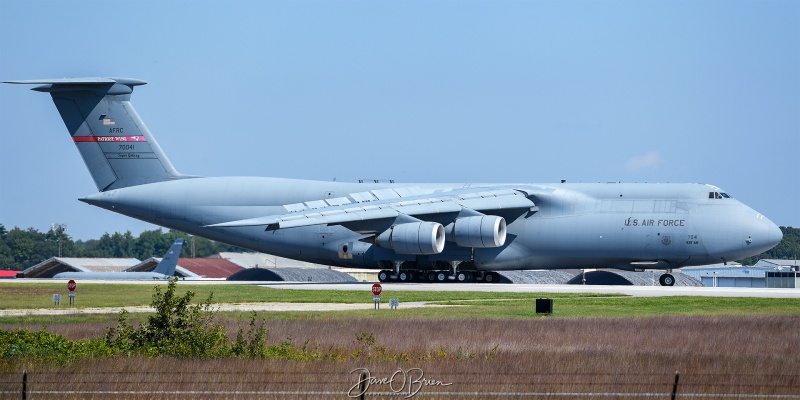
[[53, 238, 184, 280], [5, 78, 783, 285]]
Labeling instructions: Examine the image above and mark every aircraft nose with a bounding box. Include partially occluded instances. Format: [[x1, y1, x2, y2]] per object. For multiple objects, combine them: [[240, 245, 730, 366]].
[[766, 219, 783, 249], [744, 214, 783, 254]]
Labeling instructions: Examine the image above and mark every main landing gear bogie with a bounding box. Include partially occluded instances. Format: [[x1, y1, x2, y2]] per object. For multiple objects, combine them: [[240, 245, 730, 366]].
[[398, 271, 412, 282], [377, 269, 500, 283]]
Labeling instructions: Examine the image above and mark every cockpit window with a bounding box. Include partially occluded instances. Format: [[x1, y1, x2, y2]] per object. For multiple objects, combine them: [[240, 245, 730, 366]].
[[708, 191, 731, 199]]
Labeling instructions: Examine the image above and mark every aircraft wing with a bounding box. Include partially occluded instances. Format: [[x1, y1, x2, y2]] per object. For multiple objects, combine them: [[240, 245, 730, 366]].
[[207, 187, 537, 232]]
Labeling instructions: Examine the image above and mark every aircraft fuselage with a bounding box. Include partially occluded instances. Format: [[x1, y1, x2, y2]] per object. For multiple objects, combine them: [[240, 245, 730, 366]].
[[80, 178, 782, 272]]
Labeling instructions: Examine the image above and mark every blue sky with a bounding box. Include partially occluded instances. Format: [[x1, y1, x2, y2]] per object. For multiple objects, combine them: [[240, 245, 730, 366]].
[[1, 0, 798, 240]]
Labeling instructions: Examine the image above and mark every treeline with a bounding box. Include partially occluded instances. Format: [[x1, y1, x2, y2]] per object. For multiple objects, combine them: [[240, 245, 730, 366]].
[[0, 224, 245, 271]]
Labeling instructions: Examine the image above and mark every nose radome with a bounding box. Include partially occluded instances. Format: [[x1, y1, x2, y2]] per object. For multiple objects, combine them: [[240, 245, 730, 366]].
[[748, 215, 783, 254], [740, 212, 783, 256], [766, 220, 783, 249]]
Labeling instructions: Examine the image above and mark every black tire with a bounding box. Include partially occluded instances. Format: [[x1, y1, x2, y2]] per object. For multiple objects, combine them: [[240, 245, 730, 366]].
[[378, 270, 389, 283], [456, 272, 468, 282], [436, 272, 447, 282], [659, 273, 675, 286], [484, 272, 495, 283], [427, 273, 436, 282], [399, 271, 409, 282]]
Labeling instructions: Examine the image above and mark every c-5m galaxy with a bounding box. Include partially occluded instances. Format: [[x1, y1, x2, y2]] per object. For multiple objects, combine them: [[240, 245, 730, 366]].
[[5, 78, 783, 285]]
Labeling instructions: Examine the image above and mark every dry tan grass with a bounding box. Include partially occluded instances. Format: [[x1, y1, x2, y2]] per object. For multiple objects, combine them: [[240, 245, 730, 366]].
[[1, 314, 798, 399]]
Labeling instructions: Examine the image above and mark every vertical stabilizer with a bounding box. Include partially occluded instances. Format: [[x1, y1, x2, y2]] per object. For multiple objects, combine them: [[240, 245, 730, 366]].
[[4, 78, 192, 191], [154, 238, 185, 276]]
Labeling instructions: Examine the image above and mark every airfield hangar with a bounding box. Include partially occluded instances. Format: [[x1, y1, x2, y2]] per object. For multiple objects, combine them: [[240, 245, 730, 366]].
[[17, 253, 358, 283], [17, 253, 798, 287], [681, 260, 800, 288]]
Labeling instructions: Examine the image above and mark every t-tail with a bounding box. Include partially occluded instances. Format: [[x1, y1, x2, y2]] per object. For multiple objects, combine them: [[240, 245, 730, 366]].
[[4, 78, 194, 191], [154, 238, 185, 276]]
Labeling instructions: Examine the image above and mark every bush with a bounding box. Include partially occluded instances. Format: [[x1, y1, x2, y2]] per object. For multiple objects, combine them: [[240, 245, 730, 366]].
[[105, 278, 229, 358], [0, 328, 116, 367]]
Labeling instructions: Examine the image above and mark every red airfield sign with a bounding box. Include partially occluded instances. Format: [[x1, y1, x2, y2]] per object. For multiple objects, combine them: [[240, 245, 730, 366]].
[[371, 283, 382, 296], [67, 280, 76, 292]]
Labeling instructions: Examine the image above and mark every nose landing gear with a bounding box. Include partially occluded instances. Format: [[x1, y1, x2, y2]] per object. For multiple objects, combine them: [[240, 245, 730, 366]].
[[659, 273, 675, 286]]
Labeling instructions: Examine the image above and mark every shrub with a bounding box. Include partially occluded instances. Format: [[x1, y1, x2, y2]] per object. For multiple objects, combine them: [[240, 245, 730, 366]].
[[105, 278, 229, 358], [0, 328, 116, 366], [231, 312, 269, 358]]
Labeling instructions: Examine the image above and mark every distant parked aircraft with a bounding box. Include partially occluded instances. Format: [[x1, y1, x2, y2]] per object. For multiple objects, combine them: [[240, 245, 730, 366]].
[[53, 239, 184, 280], [6, 78, 783, 285]]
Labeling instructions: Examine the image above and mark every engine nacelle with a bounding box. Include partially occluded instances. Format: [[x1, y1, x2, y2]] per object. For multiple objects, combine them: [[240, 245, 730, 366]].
[[451, 215, 506, 248], [375, 222, 445, 255]]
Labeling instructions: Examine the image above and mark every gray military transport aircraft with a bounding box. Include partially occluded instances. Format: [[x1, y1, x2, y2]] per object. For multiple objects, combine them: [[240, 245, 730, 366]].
[[52, 238, 184, 280], [5, 78, 783, 286]]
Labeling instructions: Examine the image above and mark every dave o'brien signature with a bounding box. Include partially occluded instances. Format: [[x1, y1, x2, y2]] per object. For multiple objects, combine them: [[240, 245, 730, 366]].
[[348, 367, 453, 398]]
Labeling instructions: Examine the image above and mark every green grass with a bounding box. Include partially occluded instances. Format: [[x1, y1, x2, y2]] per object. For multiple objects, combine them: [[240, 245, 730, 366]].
[[1, 282, 798, 324], [437, 296, 800, 318], [244, 296, 800, 320], [0, 282, 614, 309], [0, 314, 122, 325]]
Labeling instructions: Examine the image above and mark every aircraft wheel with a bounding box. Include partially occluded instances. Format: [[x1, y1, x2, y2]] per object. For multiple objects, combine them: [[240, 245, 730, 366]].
[[456, 272, 471, 282], [378, 270, 390, 283], [427, 273, 436, 282], [436, 272, 447, 282], [484, 272, 496, 283], [399, 271, 410, 282], [659, 273, 675, 286]]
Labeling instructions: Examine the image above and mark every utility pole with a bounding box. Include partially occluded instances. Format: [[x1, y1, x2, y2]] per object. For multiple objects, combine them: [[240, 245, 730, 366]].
[[51, 223, 67, 257]]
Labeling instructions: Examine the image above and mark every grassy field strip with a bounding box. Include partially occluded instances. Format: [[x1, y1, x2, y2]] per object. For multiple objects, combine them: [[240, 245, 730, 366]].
[[0, 282, 609, 309], [429, 295, 624, 304], [0, 300, 454, 316], [1, 282, 798, 319], [265, 282, 800, 298], [1, 281, 798, 397]]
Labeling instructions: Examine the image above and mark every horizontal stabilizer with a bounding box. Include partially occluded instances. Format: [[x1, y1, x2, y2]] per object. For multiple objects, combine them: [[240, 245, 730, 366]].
[[3, 77, 146, 86]]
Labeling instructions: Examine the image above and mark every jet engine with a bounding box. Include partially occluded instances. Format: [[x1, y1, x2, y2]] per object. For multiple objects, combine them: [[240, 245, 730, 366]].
[[375, 222, 445, 255], [450, 215, 507, 248]]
